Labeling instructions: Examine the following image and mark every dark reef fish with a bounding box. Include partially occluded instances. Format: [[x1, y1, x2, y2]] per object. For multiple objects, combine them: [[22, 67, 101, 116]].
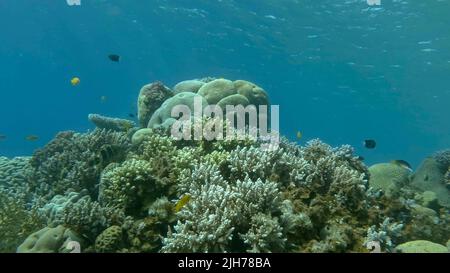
[[0, 134, 6, 141], [108, 54, 121, 62], [363, 139, 376, 149], [390, 159, 413, 171]]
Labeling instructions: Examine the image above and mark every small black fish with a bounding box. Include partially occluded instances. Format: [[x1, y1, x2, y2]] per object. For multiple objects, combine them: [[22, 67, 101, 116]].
[[357, 156, 365, 161], [363, 139, 377, 149], [0, 134, 6, 141], [108, 54, 121, 62], [128, 113, 135, 118], [390, 160, 412, 171]]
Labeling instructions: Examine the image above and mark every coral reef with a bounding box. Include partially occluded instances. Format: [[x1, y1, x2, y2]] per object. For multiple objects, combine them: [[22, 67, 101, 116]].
[[137, 82, 174, 128], [95, 226, 124, 253], [173, 79, 205, 94], [197, 79, 269, 109], [17, 225, 82, 253], [0, 156, 31, 188], [0, 189, 45, 252], [88, 113, 136, 132], [29, 129, 130, 201], [364, 218, 404, 252], [411, 157, 450, 207], [2, 77, 449, 253], [368, 163, 411, 197], [433, 149, 450, 171], [147, 92, 207, 130], [98, 159, 159, 216], [395, 240, 448, 253]]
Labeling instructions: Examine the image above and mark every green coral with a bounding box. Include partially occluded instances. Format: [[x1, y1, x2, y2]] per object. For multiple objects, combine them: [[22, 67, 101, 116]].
[[0, 190, 45, 252], [368, 163, 411, 197], [99, 159, 158, 216], [17, 225, 82, 253], [396, 240, 448, 253], [95, 226, 124, 253]]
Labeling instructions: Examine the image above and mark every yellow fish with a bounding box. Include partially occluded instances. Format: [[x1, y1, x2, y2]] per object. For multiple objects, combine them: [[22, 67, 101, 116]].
[[71, 77, 80, 86], [296, 131, 303, 140], [174, 194, 191, 212], [25, 135, 39, 141]]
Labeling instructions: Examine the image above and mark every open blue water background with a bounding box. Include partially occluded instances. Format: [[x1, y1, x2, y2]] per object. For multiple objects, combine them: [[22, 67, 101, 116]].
[[1, 0, 449, 169]]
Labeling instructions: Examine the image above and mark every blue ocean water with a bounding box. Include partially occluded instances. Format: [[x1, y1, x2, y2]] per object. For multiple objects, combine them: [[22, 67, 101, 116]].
[[0, 0, 449, 169]]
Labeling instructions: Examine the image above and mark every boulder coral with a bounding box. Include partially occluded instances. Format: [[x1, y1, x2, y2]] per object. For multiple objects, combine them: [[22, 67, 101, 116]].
[[173, 79, 205, 94], [368, 163, 411, 197], [411, 157, 450, 207], [137, 82, 174, 128], [395, 240, 448, 253], [95, 226, 124, 253], [17, 225, 82, 253], [147, 92, 207, 130]]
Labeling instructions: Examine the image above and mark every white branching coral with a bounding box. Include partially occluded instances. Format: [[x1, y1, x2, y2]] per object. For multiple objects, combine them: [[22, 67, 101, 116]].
[[161, 172, 237, 253], [364, 218, 404, 252], [162, 157, 286, 253], [240, 213, 286, 253]]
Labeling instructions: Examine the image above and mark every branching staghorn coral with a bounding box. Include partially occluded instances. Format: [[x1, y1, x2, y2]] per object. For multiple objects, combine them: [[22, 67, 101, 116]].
[[240, 213, 286, 253], [161, 164, 237, 252]]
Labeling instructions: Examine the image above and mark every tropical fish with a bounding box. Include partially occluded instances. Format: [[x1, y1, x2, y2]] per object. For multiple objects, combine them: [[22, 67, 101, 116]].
[[25, 135, 39, 141], [128, 113, 135, 118], [88, 145, 122, 167], [0, 134, 6, 141], [174, 194, 191, 212], [363, 139, 376, 149], [71, 77, 80, 86], [100, 96, 108, 103], [108, 54, 121, 62], [390, 160, 412, 171], [296, 131, 303, 140]]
